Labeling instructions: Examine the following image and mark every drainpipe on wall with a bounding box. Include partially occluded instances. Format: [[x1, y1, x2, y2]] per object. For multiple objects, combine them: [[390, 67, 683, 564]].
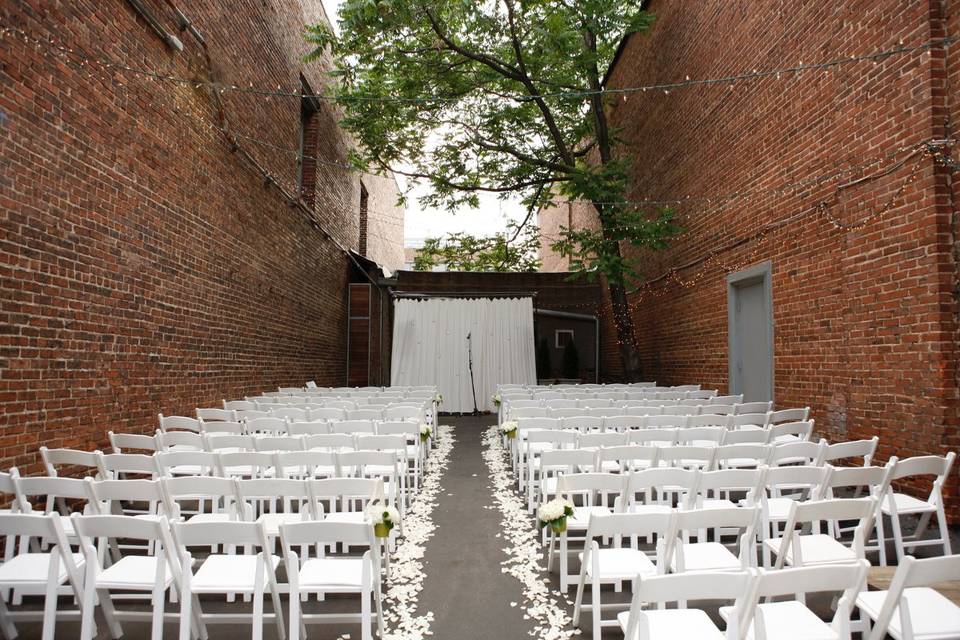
[[126, 0, 183, 51]]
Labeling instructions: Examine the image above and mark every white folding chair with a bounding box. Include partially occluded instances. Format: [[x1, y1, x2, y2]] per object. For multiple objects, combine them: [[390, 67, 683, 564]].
[[573, 512, 673, 640], [815, 437, 878, 467], [620, 468, 699, 515], [255, 436, 305, 453], [549, 473, 625, 591], [619, 570, 752, 640], [223, 400, 256, 411], [173, 519, 285, 640], [769, 440, 826, 467], [329, 420, 376, 435], [12, 475, 91, 544], [200, 420, 246, 435], [0, 513, 85, 640], [753, 465, 832, 567], [308, 407, 345, 422], [274, 450, 340, 480], [286, 420, 330, 436], [280, 521, 384, 640], [818, 463, 896, 566], [218, 452, 276, 479], [196, 408, 237, 422], [304, 433, 355, 452], [245, 417, 287, 436], [594, 444, 659, 473], [108, 431, 158, 454], [879, 452, 955, 562], [711, 395, 743, 405], [767, 498, 877, 570], [39, 447, 104, 479], [736, 402, 773, 414], [725, 561, 869, 640], [204, 433, 257, 454], [73, 514, 186, 640], [161, 476, 242, 527], [235, 478, 319, 542], [157, 415, 201, 434], [668, 506, 759, 573], [537, 449, 596, 513], [768, 420, 814, 443], [155, 431, 204, 453], [858, 553, 960, 640]]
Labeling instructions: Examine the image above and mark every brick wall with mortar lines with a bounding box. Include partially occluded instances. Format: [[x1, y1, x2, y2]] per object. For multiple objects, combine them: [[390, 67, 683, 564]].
[[0, 0, 403, 471], [597, 0, 959, 515]]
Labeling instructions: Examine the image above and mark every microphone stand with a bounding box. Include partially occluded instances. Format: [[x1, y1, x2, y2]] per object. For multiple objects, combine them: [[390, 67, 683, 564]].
[[467, 332, 480, 415]]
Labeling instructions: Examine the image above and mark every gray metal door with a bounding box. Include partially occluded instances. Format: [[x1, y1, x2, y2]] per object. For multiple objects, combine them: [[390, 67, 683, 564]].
[[728, 263, 773, 402]]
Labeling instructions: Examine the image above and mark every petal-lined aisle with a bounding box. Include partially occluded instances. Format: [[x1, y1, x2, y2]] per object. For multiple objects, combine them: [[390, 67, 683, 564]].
[[378, 423, 455, 640], [418, 415, 545, 639], [482, 424, 579, 640]]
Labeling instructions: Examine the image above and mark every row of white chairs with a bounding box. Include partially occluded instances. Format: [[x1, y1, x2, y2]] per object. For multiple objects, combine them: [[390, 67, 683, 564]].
[[611, 555, 960, 640], [0, 509, 388, 640], [159, 414, 425, 437], [511, 410, 806, 434], [184, 404, 426, 427], [506, 400, 780, 420]]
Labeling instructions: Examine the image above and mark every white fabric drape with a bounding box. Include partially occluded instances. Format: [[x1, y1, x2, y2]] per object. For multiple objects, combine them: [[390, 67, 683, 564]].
[[391, 297, 536, 413]]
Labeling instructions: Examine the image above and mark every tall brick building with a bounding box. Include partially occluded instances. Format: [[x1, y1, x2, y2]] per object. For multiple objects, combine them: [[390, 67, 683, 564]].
[[0, 0, 404, 469], [541, 1, 959, 515]]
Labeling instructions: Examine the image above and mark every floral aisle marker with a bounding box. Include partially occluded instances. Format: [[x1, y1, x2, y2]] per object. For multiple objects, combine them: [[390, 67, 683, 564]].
[[377, 423, 454, 640], [482, 426, 579, 640]]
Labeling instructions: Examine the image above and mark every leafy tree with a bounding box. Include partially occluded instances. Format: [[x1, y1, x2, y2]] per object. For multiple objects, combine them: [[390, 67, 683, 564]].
[[413, 221, 541, 272], [307, 0, 681, 380], [562, 338, 580, 380], [536, 335, 552, 380]]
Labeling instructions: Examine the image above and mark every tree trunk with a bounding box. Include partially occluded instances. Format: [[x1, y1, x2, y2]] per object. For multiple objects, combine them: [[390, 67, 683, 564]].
[[606, 263, 644, 382]]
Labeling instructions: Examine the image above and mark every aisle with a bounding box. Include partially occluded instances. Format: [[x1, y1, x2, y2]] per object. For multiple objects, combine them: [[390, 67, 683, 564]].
[[419, 415, 543, 639]]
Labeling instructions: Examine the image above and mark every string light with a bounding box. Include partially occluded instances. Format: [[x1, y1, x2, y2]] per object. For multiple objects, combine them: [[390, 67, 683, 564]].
[[0, 24, 955, 104]]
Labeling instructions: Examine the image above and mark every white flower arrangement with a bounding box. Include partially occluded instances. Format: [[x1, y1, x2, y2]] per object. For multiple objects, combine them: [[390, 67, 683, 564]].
[[419, 423, 432, 442], [367, 502, 401, 537], [434, 393, 443, 405], [537, 497, 574, 531], [500, 420, 518, 438], [492, 393, 502, 407]]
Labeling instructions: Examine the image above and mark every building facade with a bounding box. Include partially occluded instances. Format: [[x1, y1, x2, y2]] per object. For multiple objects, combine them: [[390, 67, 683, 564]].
[[540, 1, 959, 515], [0, 0, 403, 468]]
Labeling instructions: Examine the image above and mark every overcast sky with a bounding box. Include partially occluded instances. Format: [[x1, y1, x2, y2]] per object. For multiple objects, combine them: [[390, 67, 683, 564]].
[[320, 0, 528, 245]]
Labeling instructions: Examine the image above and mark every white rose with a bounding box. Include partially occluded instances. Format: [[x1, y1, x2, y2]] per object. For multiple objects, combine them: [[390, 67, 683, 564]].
[[366, 503, 400, 524], [501, 421, 518, 434]]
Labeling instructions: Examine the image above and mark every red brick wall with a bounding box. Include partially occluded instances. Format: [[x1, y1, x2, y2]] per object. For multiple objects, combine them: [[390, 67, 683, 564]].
[[603, 0, 959, 515], [0, 0, 402, 471]]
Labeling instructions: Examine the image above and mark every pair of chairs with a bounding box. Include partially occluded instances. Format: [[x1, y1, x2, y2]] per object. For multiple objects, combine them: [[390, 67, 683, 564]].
[[570, 499, 878, 640], [0, 512, 384, 640], [618, 561, 871, 640]]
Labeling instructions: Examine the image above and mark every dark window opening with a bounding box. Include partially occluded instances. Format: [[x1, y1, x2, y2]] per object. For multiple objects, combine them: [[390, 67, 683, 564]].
[[358, 182, 369, 255]]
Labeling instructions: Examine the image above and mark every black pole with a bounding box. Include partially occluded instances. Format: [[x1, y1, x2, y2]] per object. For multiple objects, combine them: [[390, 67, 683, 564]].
[[467, 332, 480, 415]]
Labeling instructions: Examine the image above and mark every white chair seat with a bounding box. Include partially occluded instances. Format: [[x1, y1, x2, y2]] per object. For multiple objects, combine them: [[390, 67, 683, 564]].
[[324, 512, 366, 524], [764, 534, 858, 566], [191, 554, 281, 593], [722, 458, 762, 468], [857, 587, 960, 640], [734, 600, 839, 640], [773, 434, 802, 444], [671, 542, 741, 572], [624, 504, 673, 516], [618, 608, 725, 640], [168, 465, 206, 475], [701, 498, 739, 510], [579, 548, 656, 581], [98, 555, 175, 590], [568, 506, 611, 530], [881, 493, 936, 515], [298, 557, 372, 590], [187, 513, 233, 525], [0, 552, 85, 584]]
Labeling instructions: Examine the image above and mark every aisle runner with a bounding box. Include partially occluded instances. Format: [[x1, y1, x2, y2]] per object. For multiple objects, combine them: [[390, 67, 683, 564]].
[[379, 424, 455, 640], [482, 426, 578, 640]]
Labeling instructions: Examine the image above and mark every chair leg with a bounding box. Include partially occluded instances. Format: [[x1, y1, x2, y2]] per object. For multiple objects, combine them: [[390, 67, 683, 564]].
[[361, 583, 373, 640], [0, 591, 15, 640], [909, 512, 933, 549], [80, 560, 98, 640], [41, 555, 60, 640], [150, 586, 165, 640], [937, 506, 952, 555], [889, 511, 906, 562], [874, 511, 887, 567], [572, 565, 587, 626], [97, 587, 124, 639], [591, 577, 601, 640], [253, 562, 265, 640], [374, 582, 385, 638]]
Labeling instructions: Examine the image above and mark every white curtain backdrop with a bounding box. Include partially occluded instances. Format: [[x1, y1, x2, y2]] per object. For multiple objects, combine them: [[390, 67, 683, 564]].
[[391, 296, 536, 412]]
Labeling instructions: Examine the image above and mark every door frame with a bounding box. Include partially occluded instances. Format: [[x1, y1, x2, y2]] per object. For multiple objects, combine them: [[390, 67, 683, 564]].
[[727, 261, 774, 402]]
